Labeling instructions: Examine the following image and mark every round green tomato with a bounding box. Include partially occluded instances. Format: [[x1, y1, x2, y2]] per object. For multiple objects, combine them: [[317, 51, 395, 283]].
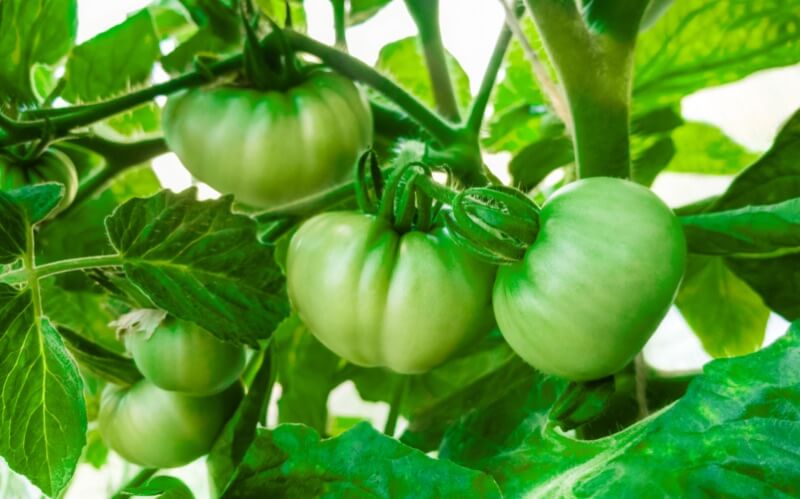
[[286, 212, 496, 374], [162, 71, 373, 210], [493, 178, 686, 381], [125, 317, 246, 396], [99, 379, 242, 468], [0, 149, 78, 215]]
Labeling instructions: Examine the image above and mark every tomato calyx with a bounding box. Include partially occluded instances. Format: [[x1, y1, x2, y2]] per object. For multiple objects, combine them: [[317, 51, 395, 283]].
[[240, 8, 302, 91], [445, 185, 541, 264]]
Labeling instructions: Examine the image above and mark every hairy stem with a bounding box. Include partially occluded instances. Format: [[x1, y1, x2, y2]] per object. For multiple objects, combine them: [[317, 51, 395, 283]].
[[0, 254, 124, 285], [331, 0, 348, 50]]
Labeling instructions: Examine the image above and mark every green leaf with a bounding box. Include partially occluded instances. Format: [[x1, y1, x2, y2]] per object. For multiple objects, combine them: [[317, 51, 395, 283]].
[[675, 256, 769, 358], [209, 346, 274, 496], [95, 102, 162, 140], [105, 188, 289, 347], [682, 198, 800, 256], [441, 323, 800, 497], [56, 327, 142, 386], [0, 192, 88, 497], [712, 109, 800, 211], [375, 36, 471, 116], [347, 0, 392, 25], [3, 184, 64, 227], [123, 475, 194, 499], [161, 26, 238, 75], [0, 0, 77, 104], [634, 1, 800, 110], [667, 122, 758, 175], [62, 9, 159, 103], [508, 136, 573, 190], [706, 109, 800, 320], [630, 135, 675, 186], [275, 315, 342, 433], [222, 422, 502, 498]]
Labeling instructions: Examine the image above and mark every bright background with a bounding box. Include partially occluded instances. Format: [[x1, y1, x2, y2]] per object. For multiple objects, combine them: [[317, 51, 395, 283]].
[[2, 0, 799, 497]]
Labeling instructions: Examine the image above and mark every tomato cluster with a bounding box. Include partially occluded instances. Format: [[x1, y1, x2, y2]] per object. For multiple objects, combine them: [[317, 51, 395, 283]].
[[99, 318, 245, 468], [162, 70, 685, 382]]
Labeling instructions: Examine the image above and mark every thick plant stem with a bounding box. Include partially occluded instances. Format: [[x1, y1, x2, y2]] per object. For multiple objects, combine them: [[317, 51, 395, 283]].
[[525, 0, 647, 179], [404, 0, 461, 122]]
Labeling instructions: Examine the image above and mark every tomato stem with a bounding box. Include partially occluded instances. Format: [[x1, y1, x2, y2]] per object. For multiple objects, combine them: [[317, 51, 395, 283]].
[[465, 1, 521, 133], [330, 0, 348, 50], [384, 377, 408, 437], [0, 254, 124, 285], [525, 0, 649, 179], [404, 0, 461, 122]]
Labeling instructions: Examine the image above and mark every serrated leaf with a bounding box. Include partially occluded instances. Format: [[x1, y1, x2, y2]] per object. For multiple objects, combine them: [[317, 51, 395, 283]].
[[222, 422, 502, 498], [682, 198, 800, 256], [105, 188, 288, 346], [667, 122, 758, 175], [57, 327, 141, 386], [347, 0, 392, 26], [375, 36, 471, 116], [705, 109, 800, 320], [62, 9, 159, 103], [676, 256, 769, 358], [0, 286, 86, 497], [634, 1, 800, 111], [0, 0, 77, 104], [441, 323, 800, 497]]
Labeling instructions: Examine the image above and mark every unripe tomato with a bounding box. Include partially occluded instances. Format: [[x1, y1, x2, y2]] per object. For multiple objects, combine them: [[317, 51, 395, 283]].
[[99, 379, 242, 468], [493, 178, 686, 381], [0, 149, 79, 215], [286, 212, 496, 374], [162, 71, 373, 210], [125, 317, 246, 396]]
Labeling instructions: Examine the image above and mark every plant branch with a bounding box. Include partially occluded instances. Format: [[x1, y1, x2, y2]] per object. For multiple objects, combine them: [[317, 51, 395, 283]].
[[635, 352, 650, 419], [404, 0, 460, 122], [0, 254, 124, 285], [497, 0, 571, 132], [466, 1, 522, 133], [384, 377, 408, 437], [1, 32, 459, 149], [330, 0, 348, 50]]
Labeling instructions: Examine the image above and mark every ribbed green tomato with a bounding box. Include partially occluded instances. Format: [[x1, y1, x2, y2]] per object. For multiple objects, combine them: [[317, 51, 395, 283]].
[[0, 150, 78, 215], [286, 212, 496, 374], [162, 71, 372, 210], [125, 317, 246, 396], [99, 379, 242, 468], [494, 178, 686, 381]]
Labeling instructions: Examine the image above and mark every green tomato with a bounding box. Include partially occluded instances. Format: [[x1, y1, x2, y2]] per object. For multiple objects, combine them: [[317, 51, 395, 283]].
[[162, 71, 373, 210], [99, 379, 242, 468], [125, 317, 246, 396], [493, 178, 686, 381], [286, 212, 496, 374], [0, 149, 79, 215]]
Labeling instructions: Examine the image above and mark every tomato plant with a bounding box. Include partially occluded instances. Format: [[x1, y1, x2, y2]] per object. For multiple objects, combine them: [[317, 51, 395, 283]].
[[99, 379, 242, 468], [162, 71, 373, 210], [287, 211, 496, 374], [1, 0, 799, 498], [125, 316, 247, 396], [494, 178, 686, 381]]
